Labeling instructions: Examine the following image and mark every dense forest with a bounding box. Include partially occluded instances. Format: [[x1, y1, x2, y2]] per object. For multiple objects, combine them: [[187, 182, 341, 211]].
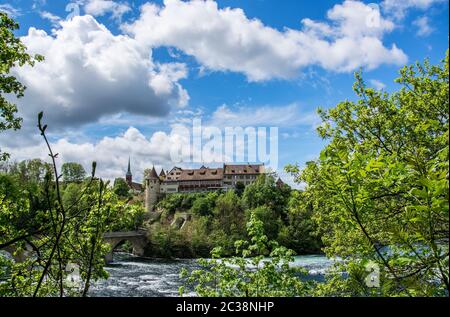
[[146, 175, 321, 258]]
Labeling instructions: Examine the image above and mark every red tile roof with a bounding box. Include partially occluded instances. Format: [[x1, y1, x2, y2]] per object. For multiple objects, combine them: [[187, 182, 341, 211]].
[[179, 168, 224, 181], [130, 182, 143, 191], [223, 164, 263, 174]]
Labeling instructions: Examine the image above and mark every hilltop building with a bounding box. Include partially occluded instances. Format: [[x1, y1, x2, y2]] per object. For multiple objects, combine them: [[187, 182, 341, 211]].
[[141, 163, 265, 212]]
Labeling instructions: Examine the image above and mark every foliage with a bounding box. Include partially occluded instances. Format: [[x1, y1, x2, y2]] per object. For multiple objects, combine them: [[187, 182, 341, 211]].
[[277, 190, 322, 254], [3, 159, 52, 187], [234, 181, 245, 197], [212, 190, 245, 236], [180, 211, 311, 297], [155, 193, 183, 214], [0, 12, 43, 160], [190, 191, 218, 217], [152, 175, 321, 258], [246, 205, 281, 241], [108, 200, 145, 232], [287, 52, 449, 296], [148, 225, 185, 258], [113, 178, 131, 199], [61, 162, 86, 183], [0, 113, 143, 297], [242, 174, 290, 215]]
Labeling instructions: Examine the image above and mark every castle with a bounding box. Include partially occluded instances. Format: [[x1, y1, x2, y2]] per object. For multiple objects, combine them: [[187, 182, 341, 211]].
[[124, 160, 266, 212], [145, 164, 266, 212]]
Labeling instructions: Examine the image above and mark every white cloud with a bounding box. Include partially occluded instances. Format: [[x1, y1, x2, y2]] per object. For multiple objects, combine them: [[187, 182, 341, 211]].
[[369, 79, 386, 90], [281, 132, 302, 139], [4, 126, 184, 182], [0, 4, 21, 17], [381, 0, 447, 20], [8, 15, 188, 135], [39, 11, 62, 28], [413, 16, 435, 36], [209, 104, 319, 128], [83, 0, 131, 21], [123, 0, 407, 82], [3, 101, 315, 181]]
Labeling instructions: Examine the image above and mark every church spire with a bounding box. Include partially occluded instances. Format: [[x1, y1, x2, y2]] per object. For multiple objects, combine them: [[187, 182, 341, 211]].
[[126, 157, 132, 185], [126, 157, 132, 175]]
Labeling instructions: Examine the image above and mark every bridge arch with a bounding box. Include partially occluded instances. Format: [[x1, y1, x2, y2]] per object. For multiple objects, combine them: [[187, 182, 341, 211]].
[[103, 231, 147, 263]]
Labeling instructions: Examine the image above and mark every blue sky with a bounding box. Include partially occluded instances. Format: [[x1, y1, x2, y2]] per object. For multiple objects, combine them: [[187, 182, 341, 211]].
[[0, 0, 448, 185]]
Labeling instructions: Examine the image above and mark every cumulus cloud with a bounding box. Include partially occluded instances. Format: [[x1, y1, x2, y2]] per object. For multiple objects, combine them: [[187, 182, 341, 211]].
[[3, 101, 314, 181], [83, 0, 131, 21], [8, 15, 188, 134], [4, 118, 240, 182], [123, 0, 407, 81], [4, 126, 183, 182]]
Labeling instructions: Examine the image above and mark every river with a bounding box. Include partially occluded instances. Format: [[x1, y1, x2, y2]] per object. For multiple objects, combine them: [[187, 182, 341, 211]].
[[88, 253, 334, 297]]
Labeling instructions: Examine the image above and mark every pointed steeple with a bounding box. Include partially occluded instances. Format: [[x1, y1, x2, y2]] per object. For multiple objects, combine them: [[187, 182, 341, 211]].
[[147, 165, 159, 179], [126, 157, 132, 176], [276, 177, 284, 187], [126, 157, 132, 186]]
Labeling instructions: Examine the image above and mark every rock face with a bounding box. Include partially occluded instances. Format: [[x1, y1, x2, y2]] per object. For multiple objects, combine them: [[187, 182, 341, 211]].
[[145, 211, 162, 224], [170, 213, 191, 230]]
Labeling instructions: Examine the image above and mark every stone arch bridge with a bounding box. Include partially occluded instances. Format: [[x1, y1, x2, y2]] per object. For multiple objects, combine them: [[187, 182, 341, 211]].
[[1, 231, 148, 263], [103, 230, 148, 263]]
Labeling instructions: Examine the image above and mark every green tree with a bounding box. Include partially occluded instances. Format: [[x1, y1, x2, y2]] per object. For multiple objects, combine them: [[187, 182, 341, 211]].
[[190, 192, 217, 217], [213, 190, 244, 235], [155, 193, 185, 219], [0, 12, 43, 160], [247, 205, 281, 241], [242, 174, 290, 215], [113, 178, 131, 198], [0, 113, 136, 296], [62, 182, 82, 208], [278, 190, 322, 254], [61, 162, 86, 183], [180, 211, 311, 297], [234, 181, 245, 197], [10, 159, 52, 185], [287, 53, 449, 296]]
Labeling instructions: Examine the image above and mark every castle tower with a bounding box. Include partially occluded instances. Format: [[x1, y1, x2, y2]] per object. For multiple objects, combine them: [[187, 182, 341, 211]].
[[145, 166, 160, 212], [159, 169, 166, 181], [126, 157, 132, 186]]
